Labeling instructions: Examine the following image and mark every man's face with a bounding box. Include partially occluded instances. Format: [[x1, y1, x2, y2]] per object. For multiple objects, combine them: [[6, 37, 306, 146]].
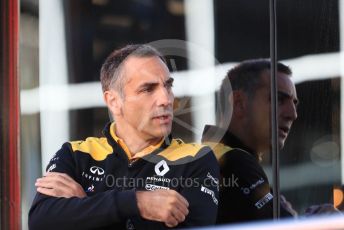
[[116, 56, 174, 141], [245, 70, 298, 152]]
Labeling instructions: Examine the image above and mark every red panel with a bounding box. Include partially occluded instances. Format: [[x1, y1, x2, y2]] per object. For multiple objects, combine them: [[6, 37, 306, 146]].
[[1, 0, 21, 229]]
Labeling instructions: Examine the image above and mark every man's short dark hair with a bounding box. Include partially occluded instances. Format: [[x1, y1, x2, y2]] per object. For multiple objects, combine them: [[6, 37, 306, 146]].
[[218, 59, 292, 118], [100, 44, 166, 94]]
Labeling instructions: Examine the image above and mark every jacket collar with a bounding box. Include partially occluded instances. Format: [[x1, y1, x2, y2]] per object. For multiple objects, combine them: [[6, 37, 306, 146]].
[[202, 124, 258, 159], [102, 122, 173, 159]]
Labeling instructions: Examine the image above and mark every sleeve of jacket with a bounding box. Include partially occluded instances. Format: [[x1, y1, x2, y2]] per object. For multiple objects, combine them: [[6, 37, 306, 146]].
[[29, 142, 139, 230], [179, 146, 220, 227], [217, 149, 273, 223]]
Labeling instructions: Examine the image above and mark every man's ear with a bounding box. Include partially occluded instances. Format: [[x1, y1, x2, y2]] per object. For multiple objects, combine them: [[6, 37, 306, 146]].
[[103, 90, 122, 116], [232, 91, 248, 118]]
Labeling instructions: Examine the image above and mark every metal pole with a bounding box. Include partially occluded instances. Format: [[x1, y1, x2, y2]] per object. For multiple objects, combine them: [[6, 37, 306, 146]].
[[0, 0, 21, 229], [269, 0, 280, 219]]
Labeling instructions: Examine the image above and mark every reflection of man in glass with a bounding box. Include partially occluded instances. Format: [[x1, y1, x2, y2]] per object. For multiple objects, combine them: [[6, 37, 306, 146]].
[[29, 44, 219, 229], [202, 59, 299, 223]]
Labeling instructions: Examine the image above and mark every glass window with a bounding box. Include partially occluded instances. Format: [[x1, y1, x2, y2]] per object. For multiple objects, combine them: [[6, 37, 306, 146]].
[[23, 0, 344, 228], [277, 0, 342, 216]]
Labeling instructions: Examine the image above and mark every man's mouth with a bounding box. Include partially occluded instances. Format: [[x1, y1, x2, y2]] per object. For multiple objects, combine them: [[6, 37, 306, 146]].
[[279, 126, 289, 137], [152, 114, 172, 124]]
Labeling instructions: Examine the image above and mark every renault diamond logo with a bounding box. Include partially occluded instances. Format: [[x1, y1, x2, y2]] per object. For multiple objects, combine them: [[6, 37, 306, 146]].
[[155, 160, 169, 176], [90, 166, 105, 175]]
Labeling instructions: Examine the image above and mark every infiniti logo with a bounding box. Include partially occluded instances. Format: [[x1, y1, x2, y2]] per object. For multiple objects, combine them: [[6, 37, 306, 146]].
[[90, 166, 105, 175]]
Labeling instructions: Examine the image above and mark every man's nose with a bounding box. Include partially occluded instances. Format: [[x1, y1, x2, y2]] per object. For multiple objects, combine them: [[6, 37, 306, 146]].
[[157, 87, 173, 106], [282, 102, 297, 121]]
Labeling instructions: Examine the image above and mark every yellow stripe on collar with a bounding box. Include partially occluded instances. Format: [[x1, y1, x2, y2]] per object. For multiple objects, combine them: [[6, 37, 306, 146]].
[[70, 137, 113, 161], [158, 139, 206, 161], [203, 141, 233, 160]]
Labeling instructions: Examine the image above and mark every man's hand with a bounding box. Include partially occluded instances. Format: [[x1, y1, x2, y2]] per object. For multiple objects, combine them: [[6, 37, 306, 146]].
[[281, 195, 298, 217], [35, 172, 86, 198], [136, 190, 189, 227], [305, 203, 342, 216]]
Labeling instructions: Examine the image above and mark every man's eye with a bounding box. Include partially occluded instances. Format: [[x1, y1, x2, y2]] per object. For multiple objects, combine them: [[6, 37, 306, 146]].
[[142, 87, 154, 93]]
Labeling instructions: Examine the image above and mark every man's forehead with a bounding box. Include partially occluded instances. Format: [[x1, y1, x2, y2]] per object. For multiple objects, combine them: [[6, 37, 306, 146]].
[[260, 70, 297, 96], [276, 72, 297, 98], [125, 71, 171, 86], [122, 56, 170, 84]]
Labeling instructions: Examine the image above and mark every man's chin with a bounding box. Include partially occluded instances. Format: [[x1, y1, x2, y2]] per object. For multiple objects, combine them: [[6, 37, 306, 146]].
[[155, 125, 172, 138], [278, 140, 285, 150]]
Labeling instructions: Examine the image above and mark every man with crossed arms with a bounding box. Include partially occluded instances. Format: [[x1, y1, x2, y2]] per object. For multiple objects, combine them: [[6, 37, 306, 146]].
[[29, 44, 219, 229]]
